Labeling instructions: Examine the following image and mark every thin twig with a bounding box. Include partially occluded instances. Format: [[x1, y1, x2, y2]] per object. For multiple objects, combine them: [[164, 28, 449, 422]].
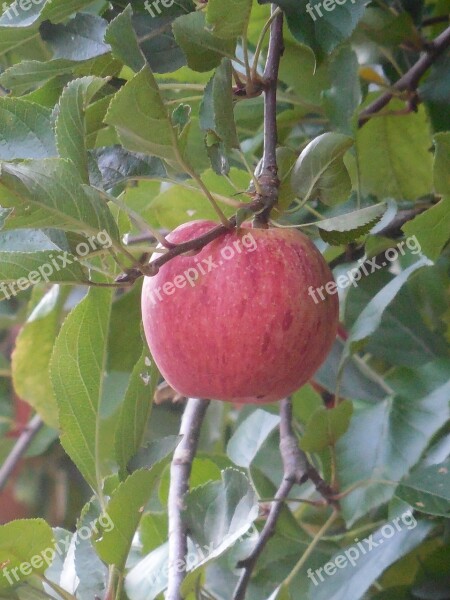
[[358, 25, 450, 126], [232, 399, 338, 600], [166, 398, 210, 600], [0, 414, 43, 492], [115, 199, 264, 285]]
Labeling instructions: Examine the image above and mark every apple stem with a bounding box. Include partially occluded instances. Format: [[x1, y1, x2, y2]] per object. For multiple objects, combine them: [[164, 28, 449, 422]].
[[232, 398, 338, 600], [166, 398, 210, 600]]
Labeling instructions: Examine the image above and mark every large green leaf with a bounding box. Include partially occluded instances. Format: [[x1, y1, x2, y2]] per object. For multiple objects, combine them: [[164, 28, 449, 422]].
[[50, 287, 113, 493], [345, 270, 448, 367], [55, 76, 107, 182], [0, 97, 56, 160], [323, 45, 361, 134], [259, 0, 366, 55], [12, 287, 65, 428], [94, 466, 169, 569], [344, 257, 432, 356], [105, 5, 146, 73], [227, 409, 280, 468], [172, 11, 236, 72], [0, 519, 55, 588], [291, 132, 353, 205], [0, 159, 119, 240], [300, 400, 353, 452], [0, 0, 99, 27], [105, 66, 179, 162], [200, 58, 239, 150], [183, 469, 259, 561], [0, 59, 75, 95], [356, 102, 433, 200], [317, 202, 387, 245], [40, 13, 110, 61], [308, 520, 433, 600], [337, 360, 450, 524], [402, 197, 450, 261], [206, 0, 253, 39], [115, 348, 159, 476]]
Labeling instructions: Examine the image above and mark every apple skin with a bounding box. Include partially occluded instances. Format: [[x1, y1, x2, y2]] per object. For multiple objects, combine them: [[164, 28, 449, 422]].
[[141, 220, 338, 403]]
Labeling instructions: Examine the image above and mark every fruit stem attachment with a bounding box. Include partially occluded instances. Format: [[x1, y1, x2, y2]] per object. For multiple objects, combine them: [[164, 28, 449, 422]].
[[252, 7, 284, 229], [166, 398, 210, 600]]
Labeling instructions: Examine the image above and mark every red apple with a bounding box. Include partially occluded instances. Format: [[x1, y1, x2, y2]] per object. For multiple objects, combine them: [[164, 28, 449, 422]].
[[141, 220, 338, 403]]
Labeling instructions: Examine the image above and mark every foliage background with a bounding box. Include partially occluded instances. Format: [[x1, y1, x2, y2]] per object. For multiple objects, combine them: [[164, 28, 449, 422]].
[[0, 0, 449, 599]]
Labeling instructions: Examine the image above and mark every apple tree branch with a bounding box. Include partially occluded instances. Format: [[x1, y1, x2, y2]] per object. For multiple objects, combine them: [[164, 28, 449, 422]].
[[166, 398, 210, 600], [358, 25, 450, 126], [232, 398, 338, 600]]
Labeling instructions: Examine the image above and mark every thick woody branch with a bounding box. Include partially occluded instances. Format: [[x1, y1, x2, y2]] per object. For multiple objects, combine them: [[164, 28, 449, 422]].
[[359, 26, 450, 126], [166, 398, 210, 600], [254, 8, 284, 227]]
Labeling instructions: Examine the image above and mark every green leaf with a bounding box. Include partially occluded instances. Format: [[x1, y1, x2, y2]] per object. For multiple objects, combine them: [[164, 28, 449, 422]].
[[140, 513, 168, 554], [0, 251, 86, 299], [402, 197, 450, 261], [148, 167, 245, 228], [115, 349, 159, 476], [0, 59, 75, 95], [345, 270, 448, 368], [40, 13, 110, 62], [433, 132, 450, 195], [395, 460, 450, 517], [0, 98, 56, 160], [317, 202, 388, 245], [356, 102, 433, 200], [105, 67, 179, 162], [227, 409, 280, 468], [73, 501, 108, 599], [172, 11, 236, 72], [91, 146, 167, 191], [337, 360, 450, 524], [0, 159, 119, 240], [105, 5, 146, 73], [200, 58, 239, 150], [300, 400, 353, 452], [206, 0, 253, 39], [309, 520, 433, 600], [11, 287, 65, 428], [50, 287, 113, 492], [0, 519, 54, 588], [345, 257, 432, 355], [0, 24, 40, 59], [94, 467, 167, 569], [260, 0, 366, 55], [323, 45, 361, 134], [290, 132, 354, 205], [183, 469, 259, 561], [55, 76, 107, 183], [0, 0, 100, 27]]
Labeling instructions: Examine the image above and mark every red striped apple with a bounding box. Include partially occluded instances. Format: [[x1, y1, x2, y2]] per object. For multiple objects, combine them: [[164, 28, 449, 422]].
[[141, 220, 338, 403]]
